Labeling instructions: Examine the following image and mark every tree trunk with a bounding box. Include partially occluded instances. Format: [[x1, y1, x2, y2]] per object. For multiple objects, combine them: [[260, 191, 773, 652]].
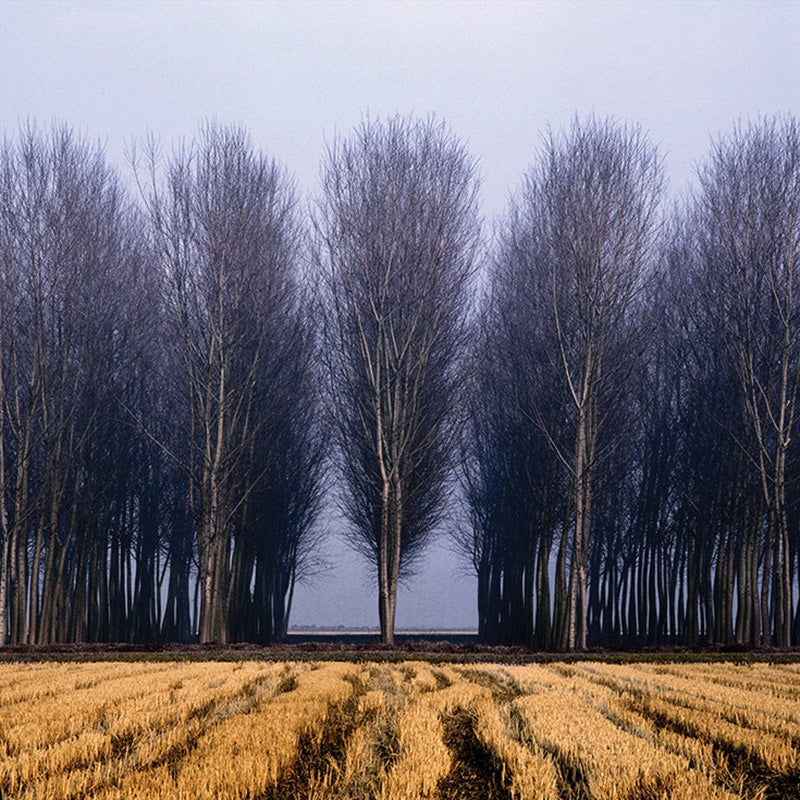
[[535, 531, 551, 648], [553, 517, 570, 651]]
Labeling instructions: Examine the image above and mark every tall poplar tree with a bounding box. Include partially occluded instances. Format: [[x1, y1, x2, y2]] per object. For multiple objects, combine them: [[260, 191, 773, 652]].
[[316, 115, 481, 644]]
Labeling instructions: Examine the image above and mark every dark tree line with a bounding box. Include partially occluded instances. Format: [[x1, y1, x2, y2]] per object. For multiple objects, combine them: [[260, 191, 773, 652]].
[[0, 123, 323, 645], [467, 115, 800, 649], [138, 124, 325, 645], [1, 113, 799, 650]]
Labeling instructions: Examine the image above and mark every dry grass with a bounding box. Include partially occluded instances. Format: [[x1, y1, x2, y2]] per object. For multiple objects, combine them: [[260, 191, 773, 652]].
[[1, 659, 798, 799]]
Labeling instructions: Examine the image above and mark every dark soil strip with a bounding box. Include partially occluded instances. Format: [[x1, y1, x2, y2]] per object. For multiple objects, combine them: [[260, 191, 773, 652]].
[[437, 709, 513, 800], [623, 695, 800, 800], [275, 668, 298, 694], [456, 667, 523, 704], [550, 756, 592, 800], [263, 680, 367, 800], [431, 668, 452, 689], [4, 642, 800, 666]]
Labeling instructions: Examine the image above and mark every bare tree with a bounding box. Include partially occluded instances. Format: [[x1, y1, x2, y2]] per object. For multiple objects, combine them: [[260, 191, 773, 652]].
[[695, 116, 800, 646], [493, 117, 664, 650], [225, 288, 326, 644], [315, 115, 481, 644], [461, 303, 565, 647], [0, 122, 147, 643], [141, 123, 311, 644]]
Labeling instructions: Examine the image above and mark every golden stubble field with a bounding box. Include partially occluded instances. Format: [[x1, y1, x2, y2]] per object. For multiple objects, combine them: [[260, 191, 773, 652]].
[[0, 658, 799, 799]]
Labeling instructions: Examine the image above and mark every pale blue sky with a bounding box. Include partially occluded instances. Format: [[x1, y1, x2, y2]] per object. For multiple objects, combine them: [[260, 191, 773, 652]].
[[2, 0, 798, 629]]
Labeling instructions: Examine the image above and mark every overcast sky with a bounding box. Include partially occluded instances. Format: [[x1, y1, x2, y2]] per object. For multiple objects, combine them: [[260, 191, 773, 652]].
[[2, 0, 798, 630]]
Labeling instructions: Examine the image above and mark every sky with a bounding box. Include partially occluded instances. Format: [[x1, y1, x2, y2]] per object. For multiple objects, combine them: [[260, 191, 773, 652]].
[[2, 0, 799, 630]]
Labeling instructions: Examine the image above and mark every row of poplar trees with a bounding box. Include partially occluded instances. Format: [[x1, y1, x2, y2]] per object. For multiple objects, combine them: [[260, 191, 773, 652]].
[[466, 115, 800, 650], [1, 113, 799, 649]]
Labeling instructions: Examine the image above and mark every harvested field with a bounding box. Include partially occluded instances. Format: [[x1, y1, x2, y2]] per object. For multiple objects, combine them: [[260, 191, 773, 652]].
[[1, 660, 799, 799]]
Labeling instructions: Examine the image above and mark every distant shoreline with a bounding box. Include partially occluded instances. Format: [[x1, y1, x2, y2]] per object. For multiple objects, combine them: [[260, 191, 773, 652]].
[[287, 628, 479, 636]]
